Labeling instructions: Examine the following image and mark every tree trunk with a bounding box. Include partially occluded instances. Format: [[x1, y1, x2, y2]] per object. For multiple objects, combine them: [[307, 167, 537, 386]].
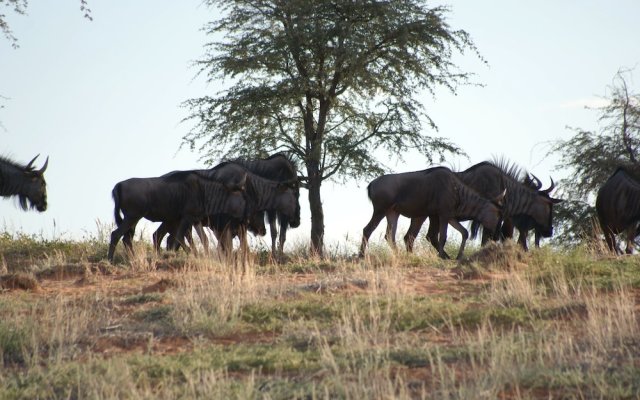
[[307, 164, 324, 257], [304, 98, 329, 257]]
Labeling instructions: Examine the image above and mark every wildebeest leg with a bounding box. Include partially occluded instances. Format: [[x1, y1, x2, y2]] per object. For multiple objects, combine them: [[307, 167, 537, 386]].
[[384, 210, 400, 251], [238, 224, 248, 273], [193, 222, 209, 255], [427, 215, 450, 259], [404, 216, 427, 253], [359, 211, 385, 257], [108, 217, 138, 261], [153, 222, 170, 253], [122, 221, 138, 255], [437, 218, 450, 259], [278, 217, 288, 258], [517, 228, 530, 251], [212, 228, 223, 252], [167, 226, 193, 253], [603, 228, 618, 254], [534, 231, 541, 248], [219, 226, 234, 263], [122, 226, 136, 252], [480, 229, 492, 246], [624, 226, 636, 254], [268, 211, 278, 258], [448, 219, 469, 260], [184, 227, 198, 255], [171, 219, 193, 252], [501, 218, 515, 242]]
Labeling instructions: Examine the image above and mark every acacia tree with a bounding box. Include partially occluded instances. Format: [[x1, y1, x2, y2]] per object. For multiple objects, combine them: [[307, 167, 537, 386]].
[[551, 68, 640, 244], [184, 0, 480, 255]]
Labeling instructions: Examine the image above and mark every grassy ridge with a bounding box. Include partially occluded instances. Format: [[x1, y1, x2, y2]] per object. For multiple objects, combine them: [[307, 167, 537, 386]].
[[1, 232, 639, 399]]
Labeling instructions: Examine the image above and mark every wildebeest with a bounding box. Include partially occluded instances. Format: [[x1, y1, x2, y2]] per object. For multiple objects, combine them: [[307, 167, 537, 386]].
[[403, 161, 561, 255], [150, 164, 252, 254], [107, 170, 248, 262], [360, 167, 505, 260], [154, 157, 299, 257], [0, 154, 49, 212], [596, 167, 640, 254], [230, 153, 301, 257], [500, 174, 562, 250]]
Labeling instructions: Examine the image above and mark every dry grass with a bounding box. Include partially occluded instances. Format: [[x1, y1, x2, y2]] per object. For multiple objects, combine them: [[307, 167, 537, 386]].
[[0, 232, 639, 399]]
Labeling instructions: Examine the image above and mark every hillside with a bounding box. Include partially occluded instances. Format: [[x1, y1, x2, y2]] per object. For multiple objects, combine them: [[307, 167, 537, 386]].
[[1, 232, 639, 399]]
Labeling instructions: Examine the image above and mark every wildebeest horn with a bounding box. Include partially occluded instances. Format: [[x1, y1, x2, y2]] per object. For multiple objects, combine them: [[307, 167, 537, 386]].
[[283, 177, 299, 187], [541, 177, 555, 194], [493, 189, 507, 204], [26, 154, 40, 169], [529, 173, 543, 190], [38, 156, 49, 174]]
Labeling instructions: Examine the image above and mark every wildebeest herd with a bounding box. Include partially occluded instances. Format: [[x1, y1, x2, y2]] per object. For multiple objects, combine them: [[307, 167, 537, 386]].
[[107, 153, 301, 262], [2, 152, 640, 258], [359, 161, 561, 259]]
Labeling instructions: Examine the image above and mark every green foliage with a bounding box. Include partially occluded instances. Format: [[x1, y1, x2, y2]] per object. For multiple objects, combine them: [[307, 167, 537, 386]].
[[241, 297, 338, 329], [0, 322, 28, 366], [185, 0, 474, 177], [134, 306, 173, 323], [0, 230, 109, 272], [551, 199, 596, 245]]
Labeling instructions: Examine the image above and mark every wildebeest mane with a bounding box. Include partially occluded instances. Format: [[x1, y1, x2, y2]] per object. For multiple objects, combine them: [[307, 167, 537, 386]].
[[0, 154, 37, 173], [0, 154, 41, 211], [488, 157, 526, 183], [613, 166, 640, 183]]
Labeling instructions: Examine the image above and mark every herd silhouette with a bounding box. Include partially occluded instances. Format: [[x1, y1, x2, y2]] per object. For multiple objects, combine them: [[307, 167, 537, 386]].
[[2, 152, 639, 258]]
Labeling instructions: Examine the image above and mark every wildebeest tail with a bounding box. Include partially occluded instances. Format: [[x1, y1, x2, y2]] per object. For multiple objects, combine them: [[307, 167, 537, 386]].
[[470, 220, 481, 239], [112, 183, 123, 226], [366, 182, 374, 202]]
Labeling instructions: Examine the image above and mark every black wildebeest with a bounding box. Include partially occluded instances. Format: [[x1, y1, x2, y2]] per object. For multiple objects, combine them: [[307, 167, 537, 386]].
[[596, 167, 640, 254], [107, 170, 248, 262], [230, 153, 301, 257], [403, 161, 561, 255], [360, 167, 505, 260], [0, 154, 49, 212]]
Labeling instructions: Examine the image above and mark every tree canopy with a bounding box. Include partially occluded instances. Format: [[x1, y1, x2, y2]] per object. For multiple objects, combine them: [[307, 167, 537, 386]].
[[183, 0, 480, 254], [551, 68, 640, 244]]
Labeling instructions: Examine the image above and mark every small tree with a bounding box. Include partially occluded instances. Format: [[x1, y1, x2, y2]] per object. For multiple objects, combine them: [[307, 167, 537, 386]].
[[551, 68, 640, 244], [184, 0, 480, 255]]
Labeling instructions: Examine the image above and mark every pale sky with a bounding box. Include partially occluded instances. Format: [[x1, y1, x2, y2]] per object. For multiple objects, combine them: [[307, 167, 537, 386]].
[[1, 1, 639, 252]]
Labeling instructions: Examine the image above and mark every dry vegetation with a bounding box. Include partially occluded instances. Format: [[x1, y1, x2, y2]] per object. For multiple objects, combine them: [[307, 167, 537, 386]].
[[1, 231, 639, 399]]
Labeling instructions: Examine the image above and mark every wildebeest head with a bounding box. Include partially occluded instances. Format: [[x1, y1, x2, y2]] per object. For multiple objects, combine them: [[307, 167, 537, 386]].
[[525, 175, 563, 237], [248, 211, 267, 236], [272, 179, 301, 228], [478, 189, 506, 239], [18, 155, 49, 212], [207, 162, 248, 191]]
